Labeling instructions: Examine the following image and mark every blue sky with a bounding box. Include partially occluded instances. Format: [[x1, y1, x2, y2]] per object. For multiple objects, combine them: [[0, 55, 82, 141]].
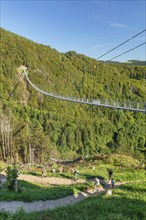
[[1, 0, 146, 62]]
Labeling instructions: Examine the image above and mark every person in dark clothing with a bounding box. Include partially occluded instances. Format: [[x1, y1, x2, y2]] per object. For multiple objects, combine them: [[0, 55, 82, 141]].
[[108, 169, 113, 182], [111, 178, 115, 188]]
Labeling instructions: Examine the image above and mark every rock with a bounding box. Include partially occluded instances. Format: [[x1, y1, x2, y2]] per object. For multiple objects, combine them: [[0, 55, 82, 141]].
[[106, 189, 112, 196]]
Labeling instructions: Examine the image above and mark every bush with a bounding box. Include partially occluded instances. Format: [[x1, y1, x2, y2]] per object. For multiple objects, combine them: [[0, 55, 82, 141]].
[[6, 165, 20, 191]]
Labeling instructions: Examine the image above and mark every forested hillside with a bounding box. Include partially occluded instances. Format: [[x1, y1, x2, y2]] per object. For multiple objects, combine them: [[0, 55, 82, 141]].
[[128, 60, 146, 66], [0, 28, 146, 163]]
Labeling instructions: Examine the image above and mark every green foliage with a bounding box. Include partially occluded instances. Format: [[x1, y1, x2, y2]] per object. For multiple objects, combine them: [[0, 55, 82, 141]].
[[0, 28, 146, 163], [6, 165, 20, 190], [0, 207, 25, 220]]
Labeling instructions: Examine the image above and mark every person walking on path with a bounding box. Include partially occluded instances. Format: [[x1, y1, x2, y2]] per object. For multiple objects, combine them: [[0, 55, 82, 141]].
[[95, 177, 100, 186], [108, 169, 113, 183], [72, 167, 79, 180], [42, 167, 46, 178], [111, 178, 115, 188]]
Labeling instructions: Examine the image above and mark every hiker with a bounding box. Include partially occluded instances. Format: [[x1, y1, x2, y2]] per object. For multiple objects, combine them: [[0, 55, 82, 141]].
[[42, 167, 46, 177], [72, 168, 79, 179], [94, 177, 100, 187], [111, 178, 115, 188], [59, 166, 63, 173], [52, 168, 56, 173], [108, 169, 113, 182], [74, 169, 79, 179]]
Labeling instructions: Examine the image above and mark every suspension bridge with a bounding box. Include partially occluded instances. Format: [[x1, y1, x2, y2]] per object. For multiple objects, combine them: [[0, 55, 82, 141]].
[[23, 69, 145, 113], [16, 29, 146, 113]]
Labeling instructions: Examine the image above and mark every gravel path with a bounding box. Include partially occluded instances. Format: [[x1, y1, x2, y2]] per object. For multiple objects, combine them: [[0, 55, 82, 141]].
[[0, 190, 104, 213], [0, 193, 85, 213], [18, 173, 86, 185], [0, 172, 104, 213], [1, 172, 145, 214], [0, 171, 86, 186]]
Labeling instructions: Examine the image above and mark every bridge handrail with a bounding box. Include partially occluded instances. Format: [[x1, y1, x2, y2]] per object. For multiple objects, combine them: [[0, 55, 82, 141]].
[[24, 71, 145, 113]]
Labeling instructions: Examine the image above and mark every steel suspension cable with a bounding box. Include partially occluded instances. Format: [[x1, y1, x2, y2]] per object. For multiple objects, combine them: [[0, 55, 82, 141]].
[[96, 29, 146, 60], [106, 42, 146, 62]]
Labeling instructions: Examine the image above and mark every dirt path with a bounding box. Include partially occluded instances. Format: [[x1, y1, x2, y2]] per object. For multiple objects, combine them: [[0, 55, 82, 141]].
[[18, 173, 86, 185], [0, 172, 103, 213], [0, 190, 105, 213], [0, 172, 145, 214], [0, 171, 86, 186]]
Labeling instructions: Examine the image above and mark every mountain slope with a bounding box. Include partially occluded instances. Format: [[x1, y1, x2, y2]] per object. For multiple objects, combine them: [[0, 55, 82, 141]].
[[0, 28, 146, 163]]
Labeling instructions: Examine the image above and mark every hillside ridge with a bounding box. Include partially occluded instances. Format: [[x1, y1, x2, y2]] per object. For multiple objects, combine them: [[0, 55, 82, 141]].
[[0, 28, 146, 163]]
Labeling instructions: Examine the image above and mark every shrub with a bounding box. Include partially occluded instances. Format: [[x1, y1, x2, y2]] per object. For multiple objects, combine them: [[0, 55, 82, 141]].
[[6, 165, 20, 191]]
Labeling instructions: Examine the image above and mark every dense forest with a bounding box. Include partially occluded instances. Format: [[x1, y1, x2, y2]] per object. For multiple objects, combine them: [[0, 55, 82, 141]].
[[0, 28, 146, 164]]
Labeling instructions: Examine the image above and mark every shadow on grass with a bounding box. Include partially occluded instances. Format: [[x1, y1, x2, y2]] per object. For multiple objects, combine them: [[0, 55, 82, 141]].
[[60, 173, 73, 179], [21, 171, 42, 177], [120, 182, 146, 193], [26, 172, 41, 177], [81, 173, 104, 180], [0, 179, 87, 202]]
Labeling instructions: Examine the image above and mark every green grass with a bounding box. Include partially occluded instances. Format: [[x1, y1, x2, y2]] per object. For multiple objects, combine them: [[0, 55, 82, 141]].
[[0, 182, 146, 220], [0, 159, 146, 219], [75, 163, 146, 182], [0, 180, 88, 202], [19, 161, 146, 183], [1, 162, 145, 204]]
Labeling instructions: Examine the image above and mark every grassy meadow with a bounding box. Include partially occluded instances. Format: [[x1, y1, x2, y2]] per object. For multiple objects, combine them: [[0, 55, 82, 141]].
[[0, 155, 146, 219], [0, 181, 146, 220]]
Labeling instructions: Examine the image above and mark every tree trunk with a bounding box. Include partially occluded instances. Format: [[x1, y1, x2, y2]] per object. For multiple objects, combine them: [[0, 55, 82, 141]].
[[1, 132, 6, 161]]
